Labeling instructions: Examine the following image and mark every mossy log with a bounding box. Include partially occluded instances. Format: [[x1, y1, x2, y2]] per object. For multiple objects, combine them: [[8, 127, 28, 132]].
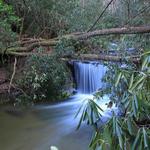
[[62, 53, 141, 63]]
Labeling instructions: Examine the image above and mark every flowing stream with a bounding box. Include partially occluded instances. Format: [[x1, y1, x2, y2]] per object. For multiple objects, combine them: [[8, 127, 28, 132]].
[[0, 61, 111, 150], [74, 61, 107, 94]]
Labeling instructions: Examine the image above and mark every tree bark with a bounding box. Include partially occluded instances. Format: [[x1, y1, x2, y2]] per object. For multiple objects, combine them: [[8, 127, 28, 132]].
[[75, 26, 150, 40], [62, 53, 140, 62], [6, 40, 58, 53], [7, 52, 140, 62]]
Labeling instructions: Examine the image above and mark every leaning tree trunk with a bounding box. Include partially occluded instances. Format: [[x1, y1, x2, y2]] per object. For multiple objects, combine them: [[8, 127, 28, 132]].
[[2, 26, 150, 57], [75, 26, 150, 40]]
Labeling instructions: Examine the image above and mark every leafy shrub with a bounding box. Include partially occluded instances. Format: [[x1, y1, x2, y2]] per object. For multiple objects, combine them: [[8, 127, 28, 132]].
[[76, 51, 150, 149], [0, 1, 20, 51], [17, 54, 72, 103]]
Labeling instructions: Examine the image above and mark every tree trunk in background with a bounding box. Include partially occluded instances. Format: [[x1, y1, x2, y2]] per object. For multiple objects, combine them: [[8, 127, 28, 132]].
[[80, 0, 85, 8], [103, 0, 120, 13]]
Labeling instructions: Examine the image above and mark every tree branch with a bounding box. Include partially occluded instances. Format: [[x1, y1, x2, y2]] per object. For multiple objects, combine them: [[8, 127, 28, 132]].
[[8, 57, 17, 93], [87, 0, 115, 32]]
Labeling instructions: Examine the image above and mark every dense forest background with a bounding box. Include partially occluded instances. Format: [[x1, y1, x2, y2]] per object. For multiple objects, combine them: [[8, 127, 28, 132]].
[[0, 0, 150, 149]]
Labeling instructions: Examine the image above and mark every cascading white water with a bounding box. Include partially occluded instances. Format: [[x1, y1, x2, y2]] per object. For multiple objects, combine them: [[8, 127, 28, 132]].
[[73, 61, 119, 124], [74, 61, 107, 94]]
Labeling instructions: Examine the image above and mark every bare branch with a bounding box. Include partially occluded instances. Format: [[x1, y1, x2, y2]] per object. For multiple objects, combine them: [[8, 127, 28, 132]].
[[87, 0, 115, 32], [8, 57, 17, 93]]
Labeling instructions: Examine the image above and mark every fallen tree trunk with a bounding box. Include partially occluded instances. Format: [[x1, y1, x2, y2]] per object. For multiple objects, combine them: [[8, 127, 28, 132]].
[[6, 51, 141, 62], [2, 26, 150, 56], [6, 40, 58, 53], [62, 54, 140, 62], [7, 51, 52, 56], [75, 26, 150, 40], [62, 54, 141, 62]]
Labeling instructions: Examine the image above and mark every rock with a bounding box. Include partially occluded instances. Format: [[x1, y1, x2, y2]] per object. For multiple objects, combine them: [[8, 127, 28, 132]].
[[50, 146, 59, 150]]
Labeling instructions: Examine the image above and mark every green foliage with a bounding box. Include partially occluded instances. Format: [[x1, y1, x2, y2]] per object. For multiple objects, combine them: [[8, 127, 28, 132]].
[[54, 37, 91, 56], [0, 1, 20, 51], [76, 51, 150, 149], [17, 54, 72, 103], [75, 98, 103, 130], [7, 0, 150, 37], [54, 38, 76, 57], [0, 0, 149, 148], [8, 0, 78, 37], [2, 0, 149, 56]]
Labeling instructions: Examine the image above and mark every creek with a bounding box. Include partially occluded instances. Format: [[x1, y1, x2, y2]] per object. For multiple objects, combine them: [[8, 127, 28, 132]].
[[0, 61, 112, 150]]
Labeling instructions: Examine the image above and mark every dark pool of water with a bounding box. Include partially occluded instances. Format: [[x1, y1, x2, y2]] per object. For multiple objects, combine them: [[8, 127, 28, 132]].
[[0, 95, 93, 150]]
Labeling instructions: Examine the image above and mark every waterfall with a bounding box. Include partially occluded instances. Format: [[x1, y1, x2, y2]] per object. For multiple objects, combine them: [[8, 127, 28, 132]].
[[73, 61, 119, 124], [74, 61, 107, 94]]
